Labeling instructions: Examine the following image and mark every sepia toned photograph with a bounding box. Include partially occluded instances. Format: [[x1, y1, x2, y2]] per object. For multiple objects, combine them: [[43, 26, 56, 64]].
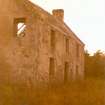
[[0, 0, 105, 105]]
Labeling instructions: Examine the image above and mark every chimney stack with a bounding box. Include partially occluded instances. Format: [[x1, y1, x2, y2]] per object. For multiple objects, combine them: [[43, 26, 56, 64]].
[[52, 9, 64, 21]]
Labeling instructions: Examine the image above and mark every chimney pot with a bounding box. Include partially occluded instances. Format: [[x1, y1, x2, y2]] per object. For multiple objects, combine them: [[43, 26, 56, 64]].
[[52, 9, 64, 21]]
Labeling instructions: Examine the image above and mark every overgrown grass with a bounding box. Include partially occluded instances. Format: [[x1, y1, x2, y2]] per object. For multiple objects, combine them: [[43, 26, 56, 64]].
[[0, 78, 105, 105]]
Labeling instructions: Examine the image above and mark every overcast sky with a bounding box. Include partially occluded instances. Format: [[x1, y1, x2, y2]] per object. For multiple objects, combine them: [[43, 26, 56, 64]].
[[30, 0, 105, 54]]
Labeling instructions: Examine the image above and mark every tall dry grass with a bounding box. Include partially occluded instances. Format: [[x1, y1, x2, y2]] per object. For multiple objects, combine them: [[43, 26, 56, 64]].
[[0, 78, 105, 105]]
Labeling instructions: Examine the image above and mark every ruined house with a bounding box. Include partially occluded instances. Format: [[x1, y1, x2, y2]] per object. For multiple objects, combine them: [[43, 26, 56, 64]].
[[0, 0, 84, 85]]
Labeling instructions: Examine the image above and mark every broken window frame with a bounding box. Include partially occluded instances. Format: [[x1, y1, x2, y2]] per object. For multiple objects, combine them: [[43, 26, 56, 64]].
[[14, 18, 26, 37]]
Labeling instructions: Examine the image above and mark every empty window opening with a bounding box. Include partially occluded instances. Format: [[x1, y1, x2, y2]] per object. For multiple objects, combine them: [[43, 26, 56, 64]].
[[14, 18, 26, 37], [76, 44, 79, 58], [64, 62, 69, 83], [50, 30, 55, 50], [49, 58, 55, 79], [76, 65, 79, 79], [66, 38, 69, 54]]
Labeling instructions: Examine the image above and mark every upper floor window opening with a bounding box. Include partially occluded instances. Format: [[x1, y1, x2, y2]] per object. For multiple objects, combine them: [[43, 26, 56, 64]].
[[14, 18, 26, 37], [50, 29, 56, 50], [76, 43, 79, 58], [66, 37, 69, 54]]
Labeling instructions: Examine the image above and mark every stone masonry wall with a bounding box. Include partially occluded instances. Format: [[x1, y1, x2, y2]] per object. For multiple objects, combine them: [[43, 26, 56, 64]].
[[0, 0, 84, 86]]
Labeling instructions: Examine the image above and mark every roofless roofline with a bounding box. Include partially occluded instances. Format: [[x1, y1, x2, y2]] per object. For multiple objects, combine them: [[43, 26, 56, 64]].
[[49, 22, 85, 46], [24, 0, 85, 46], [63, 22, 85, 46]]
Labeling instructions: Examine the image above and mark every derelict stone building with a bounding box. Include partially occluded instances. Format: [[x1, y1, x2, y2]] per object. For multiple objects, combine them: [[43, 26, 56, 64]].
[[0, 0, 84, 85]]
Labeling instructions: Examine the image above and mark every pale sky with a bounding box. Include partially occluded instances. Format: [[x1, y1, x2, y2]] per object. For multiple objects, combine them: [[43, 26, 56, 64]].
[[30, 0, 105, 54]]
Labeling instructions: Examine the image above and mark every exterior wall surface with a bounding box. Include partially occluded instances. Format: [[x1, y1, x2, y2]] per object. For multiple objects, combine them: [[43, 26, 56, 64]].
[[0, 0, 84, 86]]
